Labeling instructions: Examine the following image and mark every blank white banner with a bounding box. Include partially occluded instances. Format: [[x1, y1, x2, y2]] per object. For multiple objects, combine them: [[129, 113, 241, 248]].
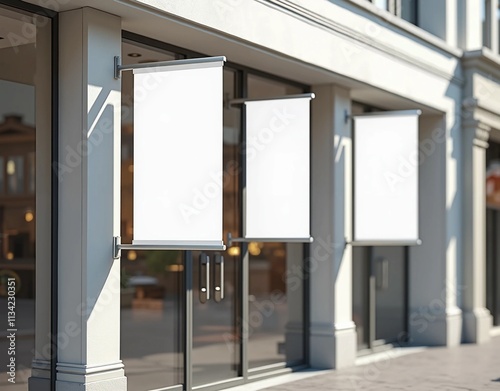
[[133, 60, 224, 246], [353, 111, 420, 244], [245, 96, 312, 240]]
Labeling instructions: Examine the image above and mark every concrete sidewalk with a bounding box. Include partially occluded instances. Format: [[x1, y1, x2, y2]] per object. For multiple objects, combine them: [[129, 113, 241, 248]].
[[232, 335, 500, 391]]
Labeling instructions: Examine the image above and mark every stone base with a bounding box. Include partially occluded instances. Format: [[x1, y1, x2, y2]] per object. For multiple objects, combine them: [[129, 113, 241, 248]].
[[56, 376, 127, 391], [309, 322, 357, 369], [29, 376, 51, 391], [462, 308, 492, 344], [285, 321, 305, 362], [409, 307, 462, 347]]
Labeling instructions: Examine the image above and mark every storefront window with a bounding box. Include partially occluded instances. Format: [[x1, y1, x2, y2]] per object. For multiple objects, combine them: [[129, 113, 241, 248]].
[[0, 4, 52, 389], [118, 36, 309, 387], [120, 40, 185, 391], [486, 141, 500, 326], [246, 74, 306, 369]]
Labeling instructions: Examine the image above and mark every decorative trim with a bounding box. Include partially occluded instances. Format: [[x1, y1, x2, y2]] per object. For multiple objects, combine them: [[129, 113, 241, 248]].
[[32, 359, 52, 372], [462, 100, 494, 148], [463, 48, 500, 79], [310, 321, 356, 336], [256, 0, 464, 85], [56, 361, 124, 376]]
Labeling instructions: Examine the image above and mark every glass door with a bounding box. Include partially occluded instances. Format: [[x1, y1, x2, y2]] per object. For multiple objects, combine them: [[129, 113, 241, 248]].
[[190, 68, 242, 388], [353, 246, 408, 352], [191, 249, 241, 387], [373, 247, 408, 344]]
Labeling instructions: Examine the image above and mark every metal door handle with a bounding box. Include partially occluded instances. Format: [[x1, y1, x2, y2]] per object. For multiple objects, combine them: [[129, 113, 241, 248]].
[[199, 253, 210, 303], [376, 257, 389, 290], [214, 253, 224, 302]]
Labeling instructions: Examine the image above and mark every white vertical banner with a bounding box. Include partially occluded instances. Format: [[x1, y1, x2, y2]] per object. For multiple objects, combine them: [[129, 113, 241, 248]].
[[133, 60, 224, 247], [353, 110, 421, 244], [244, 95, 313, 240]]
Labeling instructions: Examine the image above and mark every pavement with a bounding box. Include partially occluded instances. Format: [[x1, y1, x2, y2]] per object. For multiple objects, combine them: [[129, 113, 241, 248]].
[[229, 334, 500, 391]]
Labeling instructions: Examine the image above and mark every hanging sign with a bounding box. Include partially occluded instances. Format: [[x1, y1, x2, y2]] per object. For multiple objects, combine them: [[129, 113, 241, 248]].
[[133, 58, 224, 248], [244, 94, 313, 241], [353, 110, 421, 245]]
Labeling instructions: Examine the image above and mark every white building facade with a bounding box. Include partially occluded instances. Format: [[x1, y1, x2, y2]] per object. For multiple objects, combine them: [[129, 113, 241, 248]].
[[0, 0, 499, 390]]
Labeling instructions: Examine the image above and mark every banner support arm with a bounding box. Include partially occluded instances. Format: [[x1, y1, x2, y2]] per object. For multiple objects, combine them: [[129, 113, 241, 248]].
[[114, 55, 227, 79]]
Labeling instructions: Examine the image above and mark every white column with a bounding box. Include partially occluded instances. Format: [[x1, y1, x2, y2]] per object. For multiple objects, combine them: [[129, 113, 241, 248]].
[[28, 17, 53, 391], [462, 119, 493, 344], [309, 85, 356, 369], [418, 0, 457, 47], [457, 0, 482, 50], [57, 8, 125, 390], [409, 115, 462, 347]]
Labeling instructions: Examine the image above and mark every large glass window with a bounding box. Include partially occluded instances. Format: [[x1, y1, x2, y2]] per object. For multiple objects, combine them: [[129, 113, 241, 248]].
[[120, 41, 185, 390], [0, 4, 52, 390], [246, 74, 306, 370], [486, 140, 500, 326]]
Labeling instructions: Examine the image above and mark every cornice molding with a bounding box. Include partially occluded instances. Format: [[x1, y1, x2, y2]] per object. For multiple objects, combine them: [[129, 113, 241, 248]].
[[257, 0, 464, 85], [462, 101, 493, 148], [462, 48, 500, 80]]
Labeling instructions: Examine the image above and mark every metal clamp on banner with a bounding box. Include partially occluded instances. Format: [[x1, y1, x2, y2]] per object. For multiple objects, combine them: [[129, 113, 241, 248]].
[[113, 236, 226, 259], [226, 232, 314, 247]]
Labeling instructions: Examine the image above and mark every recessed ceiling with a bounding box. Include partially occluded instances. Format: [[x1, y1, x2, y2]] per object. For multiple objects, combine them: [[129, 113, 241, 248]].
[[122, 42, 176, 65]]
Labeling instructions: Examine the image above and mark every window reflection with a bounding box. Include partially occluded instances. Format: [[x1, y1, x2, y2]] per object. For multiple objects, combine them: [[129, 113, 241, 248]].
[[7, 155, 24, 194], [0, 16, 38, 386]]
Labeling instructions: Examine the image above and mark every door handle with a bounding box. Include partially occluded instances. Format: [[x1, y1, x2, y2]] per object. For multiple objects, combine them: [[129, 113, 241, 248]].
[[214, 253, 224, 302], [199, 253, 210, 303], [375, 257, 389, 290]]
